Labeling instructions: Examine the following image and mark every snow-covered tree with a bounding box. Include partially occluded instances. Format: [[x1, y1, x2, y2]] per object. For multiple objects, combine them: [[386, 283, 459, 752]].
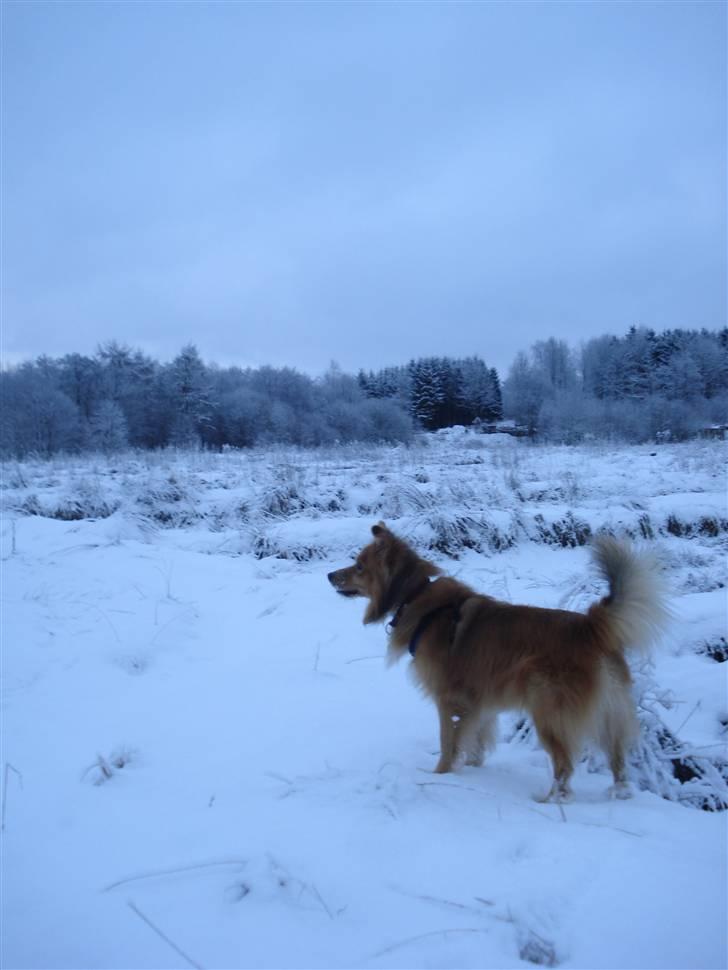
[[409, 358, 446, 430], [88, 400, 129, 453], [459, 357, 502, 423], [503, 351, 550, 432], [532, 337, 578, 391], [166, 344, 215, 446], [0, 364, 81, 457]]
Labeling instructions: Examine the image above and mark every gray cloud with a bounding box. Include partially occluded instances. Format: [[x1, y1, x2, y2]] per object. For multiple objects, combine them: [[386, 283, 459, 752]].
[[2, 0, 725, 376]]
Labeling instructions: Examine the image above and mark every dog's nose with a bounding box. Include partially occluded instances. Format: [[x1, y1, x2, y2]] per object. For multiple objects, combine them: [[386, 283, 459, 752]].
[[327, 572, 337, 585]]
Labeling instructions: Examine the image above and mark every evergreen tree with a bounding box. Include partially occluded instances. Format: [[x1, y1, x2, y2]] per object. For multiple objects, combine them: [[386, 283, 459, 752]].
[[166, 344, 215, 446], [409, 358, 445, 429], [458, 357, 501, 423], [489, 368, 503, 420], [618, 326, 653, 399]]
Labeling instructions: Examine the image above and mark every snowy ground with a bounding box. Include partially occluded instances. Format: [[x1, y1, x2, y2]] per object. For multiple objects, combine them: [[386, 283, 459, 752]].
[[2, 433, 726, 969]]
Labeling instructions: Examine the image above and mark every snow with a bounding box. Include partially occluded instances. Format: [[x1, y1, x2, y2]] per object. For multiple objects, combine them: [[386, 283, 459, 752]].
[[2, 435, 726, 969]]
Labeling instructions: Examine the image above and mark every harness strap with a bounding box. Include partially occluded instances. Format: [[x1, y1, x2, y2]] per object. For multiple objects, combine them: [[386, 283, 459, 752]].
[[387, 579, 431, 633], [409, 603, 463, 657]]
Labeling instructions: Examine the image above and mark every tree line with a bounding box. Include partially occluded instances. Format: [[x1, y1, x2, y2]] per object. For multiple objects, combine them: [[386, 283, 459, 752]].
[[358, 357, 503, 431], [504, 328, 727, 442], [0, 327, 725, 456], [0, 344, 416, 457]]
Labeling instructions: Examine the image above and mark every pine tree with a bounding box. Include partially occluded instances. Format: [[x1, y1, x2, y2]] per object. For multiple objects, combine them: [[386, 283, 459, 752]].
[[489, 368, 503, 420], [409, 358, 445, 430], [167, 344, 215, 446], [619, 326, 652, 399]]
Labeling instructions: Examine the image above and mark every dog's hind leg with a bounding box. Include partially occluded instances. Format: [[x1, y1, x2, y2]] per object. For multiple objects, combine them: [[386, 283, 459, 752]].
[[464, 711, 497, 768], [532, 717, 576, 802], [598, 675, 638, 800], [605, 744, 632, 800]]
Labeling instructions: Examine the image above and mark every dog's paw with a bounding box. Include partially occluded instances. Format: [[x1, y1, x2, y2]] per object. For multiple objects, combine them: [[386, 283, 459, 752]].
[[433, 761, 453, 774], [606, 782, 633, 800], [534, 786, 573, 804]]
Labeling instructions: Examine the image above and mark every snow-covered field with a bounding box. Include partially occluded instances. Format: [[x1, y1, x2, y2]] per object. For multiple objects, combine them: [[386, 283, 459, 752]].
[[2, 432, 726, 969]]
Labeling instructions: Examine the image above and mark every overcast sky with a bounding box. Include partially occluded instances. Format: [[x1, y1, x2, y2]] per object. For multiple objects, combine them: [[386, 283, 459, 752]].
[[2, 0, 725, 377]]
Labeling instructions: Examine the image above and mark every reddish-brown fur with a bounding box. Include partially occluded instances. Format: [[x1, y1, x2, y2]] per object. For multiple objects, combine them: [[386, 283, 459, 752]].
[[328, 522, 663, 801]]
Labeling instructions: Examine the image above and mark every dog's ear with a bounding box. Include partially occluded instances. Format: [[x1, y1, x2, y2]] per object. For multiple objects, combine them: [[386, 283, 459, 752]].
[[371, 522, 392, 557], [371, 522, 392, 553], [371, 521, 390, 539]]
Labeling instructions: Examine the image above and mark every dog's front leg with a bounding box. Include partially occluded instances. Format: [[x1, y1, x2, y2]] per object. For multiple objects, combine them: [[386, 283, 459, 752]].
[[434, 702, 456, 773], [434, 702, 474, 773]]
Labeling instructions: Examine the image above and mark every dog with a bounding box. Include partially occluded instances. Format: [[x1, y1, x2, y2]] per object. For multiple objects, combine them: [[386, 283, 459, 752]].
[[328, 522, 669, 801]]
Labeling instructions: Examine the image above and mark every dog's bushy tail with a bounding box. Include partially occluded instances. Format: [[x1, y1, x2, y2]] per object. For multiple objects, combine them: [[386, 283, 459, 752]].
[[591, 536, 671, 654]]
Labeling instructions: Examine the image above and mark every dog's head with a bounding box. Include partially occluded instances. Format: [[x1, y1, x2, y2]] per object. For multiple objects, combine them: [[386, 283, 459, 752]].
[[327, 522, 439, 624]]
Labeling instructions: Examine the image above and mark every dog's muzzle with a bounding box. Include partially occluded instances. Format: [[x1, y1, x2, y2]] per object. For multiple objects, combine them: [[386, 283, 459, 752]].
[[327, 571, 359, 597]]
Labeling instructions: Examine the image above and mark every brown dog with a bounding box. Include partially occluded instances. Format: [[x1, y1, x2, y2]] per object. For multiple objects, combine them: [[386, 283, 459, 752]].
[[328, 522, 669, 801]]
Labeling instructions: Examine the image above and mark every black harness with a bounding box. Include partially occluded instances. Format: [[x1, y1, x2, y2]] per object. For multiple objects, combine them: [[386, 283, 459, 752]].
[[387, 581, 465, 657], [387, 579, 431, 634], [406, 606, 457, 656]]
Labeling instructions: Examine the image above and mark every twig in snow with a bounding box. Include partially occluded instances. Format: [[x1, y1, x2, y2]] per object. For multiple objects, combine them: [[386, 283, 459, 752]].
[[127, 900, 203, 970], [345, 655, 381, 664], [528, 806, 556, 822], [370, 927, 490, 961], [86, 754, 113, 782], [394, 888, 483, 916], [674, 699, 702, 736], [148, 606, 197, 645], [578, 820, 642, 838], [309, 883, 335, 920], [85, 604, 121, 643], [153, 560, 177, 601], [264, 771, 297, 798], [265, 771, 293, 785], [103, 859, 247, 892], [1, 763, 23, 831], [416, 780, 497, 802]]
